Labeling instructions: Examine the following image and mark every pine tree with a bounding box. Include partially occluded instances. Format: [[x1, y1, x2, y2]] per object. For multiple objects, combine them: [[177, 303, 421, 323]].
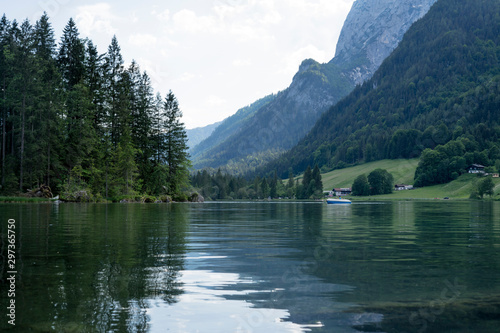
[[300, 165, 313, 199], [162, 91, 190, 196], [104, 35, 124, 148], [0, 15, 11, 188], [260, 177, 269, 198], [33, 12, 63, 188], [100, 35, 126, 197], [270, 171, 278, 198], [58, 18, 84, 89], [127, 62, 155, 192], [312, 164, 323, 194], [84, 40, 105, 131], [11, 19, 37, 191]]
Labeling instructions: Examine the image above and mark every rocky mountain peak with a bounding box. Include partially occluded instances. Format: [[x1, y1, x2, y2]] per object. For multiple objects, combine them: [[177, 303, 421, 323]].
[[333, 0, 437, 85]]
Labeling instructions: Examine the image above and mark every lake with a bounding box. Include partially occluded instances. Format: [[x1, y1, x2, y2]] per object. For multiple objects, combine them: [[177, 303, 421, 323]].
[[1, 201, 500, 332]]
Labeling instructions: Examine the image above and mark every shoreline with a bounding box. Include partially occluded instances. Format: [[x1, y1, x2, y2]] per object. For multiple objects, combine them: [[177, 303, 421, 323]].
[[1, 196, 498, 203]]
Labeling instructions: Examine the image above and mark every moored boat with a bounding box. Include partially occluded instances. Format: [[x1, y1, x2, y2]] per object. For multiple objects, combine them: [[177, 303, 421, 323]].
[[326, 198, 352, 204]]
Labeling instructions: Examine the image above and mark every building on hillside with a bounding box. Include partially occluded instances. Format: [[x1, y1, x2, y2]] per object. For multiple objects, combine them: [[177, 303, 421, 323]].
[[332, 188, 352, 196], [394, 184, 414, 191], [467, 164, 485, 174]]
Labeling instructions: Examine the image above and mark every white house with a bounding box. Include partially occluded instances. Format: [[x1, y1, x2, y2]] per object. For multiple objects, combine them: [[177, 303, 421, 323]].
[[467, 164, 485, 174], [333, 188, 352, 196], [394, 184, 414, 191]]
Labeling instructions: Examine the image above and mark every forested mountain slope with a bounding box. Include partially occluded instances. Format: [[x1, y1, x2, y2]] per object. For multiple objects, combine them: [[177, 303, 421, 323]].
[[267, 0, 500, 183], [192, 0, 437, 173], [189, 94, 275, 161], [186, 121, 221, 152]]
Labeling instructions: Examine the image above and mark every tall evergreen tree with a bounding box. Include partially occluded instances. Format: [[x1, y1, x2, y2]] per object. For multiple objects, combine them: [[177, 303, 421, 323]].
[[58, 18, 84, 89], [162, 91, 190, 196], [104, 35, 125, 148], [300, 165, 313, 199], [127, 61, 155, 193], [270, 171, 278, 198], [10, 19, 37, 191], [33, 12, 63, 188], [0, 15, 11, 188], [59, 20, 97, 186], [312, 164, 323, 194]]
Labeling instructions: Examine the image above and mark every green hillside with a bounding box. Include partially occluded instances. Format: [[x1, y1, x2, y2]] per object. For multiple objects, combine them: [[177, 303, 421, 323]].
[[322, 159, 419, 190], [361, 174, 500, 200], [320, 159, 500, 200]]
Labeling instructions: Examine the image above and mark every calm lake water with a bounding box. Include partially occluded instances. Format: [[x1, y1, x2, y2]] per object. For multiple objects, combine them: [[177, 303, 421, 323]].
[[1, 201, 500, 332]]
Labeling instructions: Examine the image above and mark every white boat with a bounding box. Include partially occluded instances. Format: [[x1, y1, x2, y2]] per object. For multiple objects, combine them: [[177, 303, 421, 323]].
[[326, 198, 351, 204]]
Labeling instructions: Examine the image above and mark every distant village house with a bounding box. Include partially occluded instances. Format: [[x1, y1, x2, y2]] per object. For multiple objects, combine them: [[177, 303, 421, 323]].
[[325, 188, 352, 197], [467, 164, 485, 174], [394, 184, 414, 191], [332, 188, 352, 196]]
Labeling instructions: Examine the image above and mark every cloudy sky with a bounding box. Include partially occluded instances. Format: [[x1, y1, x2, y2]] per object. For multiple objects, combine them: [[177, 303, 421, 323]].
[[3, 0, 354, 129]]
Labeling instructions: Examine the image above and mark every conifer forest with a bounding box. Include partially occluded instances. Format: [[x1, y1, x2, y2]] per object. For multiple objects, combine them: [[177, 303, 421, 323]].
[[0, 14, 190, 200]]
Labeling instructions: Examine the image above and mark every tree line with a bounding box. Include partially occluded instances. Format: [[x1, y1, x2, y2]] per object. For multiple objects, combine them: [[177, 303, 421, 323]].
[[0, 14, 190, 200], [191, 164, 323, 200]]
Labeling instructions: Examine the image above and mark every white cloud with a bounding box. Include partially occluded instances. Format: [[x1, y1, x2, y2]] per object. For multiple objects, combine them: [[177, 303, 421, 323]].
[[172, 9, 219, 34], [286, 0, 353, 17], [232, 59, 252, 67], [76, 3, 116, 37], [129, 33, 157, 47], [179, 72, 196, 82], [207, 95, 227, 107], [154, 9, 170, 22]]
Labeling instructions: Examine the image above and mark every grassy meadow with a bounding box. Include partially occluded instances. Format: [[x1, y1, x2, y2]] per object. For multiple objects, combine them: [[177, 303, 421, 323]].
[[321, 159, 500, 200]]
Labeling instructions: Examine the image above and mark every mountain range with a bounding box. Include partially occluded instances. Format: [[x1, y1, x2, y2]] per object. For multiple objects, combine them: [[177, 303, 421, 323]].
[[266, 0, 500, 182], [188, 0, 438, 173]]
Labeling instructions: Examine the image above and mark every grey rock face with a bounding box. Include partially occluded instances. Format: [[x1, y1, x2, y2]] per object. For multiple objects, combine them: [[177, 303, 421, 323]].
[[334, 0, 437, 85]]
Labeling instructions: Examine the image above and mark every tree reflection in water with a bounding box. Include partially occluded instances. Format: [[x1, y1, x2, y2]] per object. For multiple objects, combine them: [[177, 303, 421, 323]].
[[0, 203, 187, 332]]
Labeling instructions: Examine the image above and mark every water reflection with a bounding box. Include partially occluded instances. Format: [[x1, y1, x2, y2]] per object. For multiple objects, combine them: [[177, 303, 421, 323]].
[[147, 269, 309, 332], [0, 204, 189, 332], [1, 201, 500, 332]]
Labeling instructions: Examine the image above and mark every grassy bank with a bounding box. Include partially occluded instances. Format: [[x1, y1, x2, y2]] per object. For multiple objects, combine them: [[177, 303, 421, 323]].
[[0, 196, 53, 203], [322, 159, 419, 190], [321, 159, 500, 200]]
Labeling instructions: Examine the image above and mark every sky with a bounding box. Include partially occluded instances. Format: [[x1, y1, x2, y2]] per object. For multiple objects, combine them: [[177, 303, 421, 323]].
[[2, 0, 354, 129]]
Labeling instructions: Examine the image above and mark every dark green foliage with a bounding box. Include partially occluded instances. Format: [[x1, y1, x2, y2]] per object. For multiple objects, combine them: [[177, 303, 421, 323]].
[[352, 174, 370, 196], [191, 169, 248, 200], [470, 176, 495, 199], [479, 177, 495, 198], [0, 14, 190, 199], [159, 91, 190, 195], [368, 169, 394, 195], [58, 18, 84, 88], [296, 164, 323, 199], [191, 168, 290, 200], [266, 0, 500, 184]]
